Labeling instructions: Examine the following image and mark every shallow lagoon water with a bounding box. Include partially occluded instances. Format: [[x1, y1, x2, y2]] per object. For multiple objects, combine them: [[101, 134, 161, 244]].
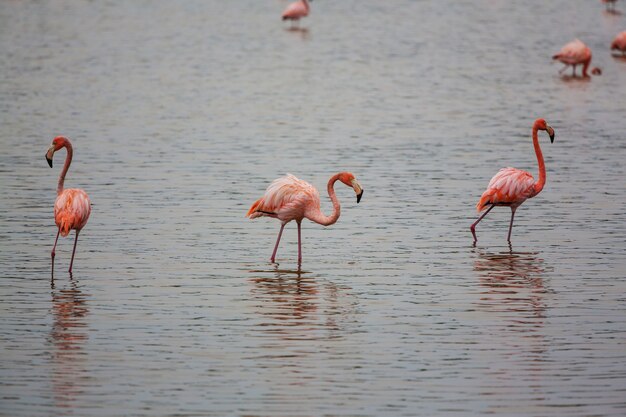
[[1, 1, 626, 416]]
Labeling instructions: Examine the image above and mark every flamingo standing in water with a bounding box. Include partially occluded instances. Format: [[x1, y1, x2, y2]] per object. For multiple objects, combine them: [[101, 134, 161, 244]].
[[552, 39, 601, 77], [470, 119, 555, 244], [282, 0, 311, 26], [247, 172, 363, 266], [46, 136, 91, 274], [611, 31, 626, 55]]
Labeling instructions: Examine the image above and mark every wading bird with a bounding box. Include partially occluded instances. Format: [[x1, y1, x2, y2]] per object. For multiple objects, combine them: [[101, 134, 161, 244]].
[[602, 0, 618, 13], [46, 136, 91, 274], [470, 119, 555, 244], [552, 39, 601, 77], [282, 0, 311, 25], [611, 31, 626, 55], [247, 172, 363, 266]]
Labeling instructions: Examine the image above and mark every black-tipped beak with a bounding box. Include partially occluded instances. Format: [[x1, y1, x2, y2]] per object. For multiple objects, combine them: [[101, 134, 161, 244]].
[[546, 126, 555, 143], [356, 190, 363, 204], [46, 146, 55, 167]]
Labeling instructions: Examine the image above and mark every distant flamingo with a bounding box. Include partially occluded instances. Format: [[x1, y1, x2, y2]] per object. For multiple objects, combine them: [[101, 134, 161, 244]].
[[247, 172, 363, 265], [470, 119, 555, 243], [602, 0, 618, 12], [282, 0, 311, 25], [611, 31, 626, 55], [552, 39, 601, 77], [46, 136, 91, 274]]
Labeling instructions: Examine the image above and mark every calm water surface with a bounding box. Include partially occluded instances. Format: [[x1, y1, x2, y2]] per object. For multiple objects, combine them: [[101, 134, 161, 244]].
[[1, 1, 626, 416]]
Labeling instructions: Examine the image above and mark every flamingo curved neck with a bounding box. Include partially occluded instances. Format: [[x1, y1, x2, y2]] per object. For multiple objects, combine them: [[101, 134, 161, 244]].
[[57, 142, 73, 195], [307, 174, 341, 226], [532, 125, 546, 195]]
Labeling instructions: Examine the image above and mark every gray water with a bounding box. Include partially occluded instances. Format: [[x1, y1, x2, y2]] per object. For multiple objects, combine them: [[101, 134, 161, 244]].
[[1, 1, 626, 416]]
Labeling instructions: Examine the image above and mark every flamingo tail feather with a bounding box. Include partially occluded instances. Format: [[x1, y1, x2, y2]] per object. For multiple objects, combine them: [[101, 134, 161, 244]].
[[476, 190, 496, 213]]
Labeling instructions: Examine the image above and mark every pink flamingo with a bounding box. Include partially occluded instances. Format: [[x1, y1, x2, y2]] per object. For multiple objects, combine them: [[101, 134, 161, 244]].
[[247, 172, 363, 265], [611, 31, 626, 55], [470, 119, 555, 244], [552, 39, 601, 77], [46, 136, 91, 274], [282, 0, 311, 25]]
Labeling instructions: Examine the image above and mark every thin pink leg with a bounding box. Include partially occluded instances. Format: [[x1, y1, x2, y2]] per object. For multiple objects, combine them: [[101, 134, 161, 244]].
[[297, 220, 302, 266], [559, 64, 568, 74], [51, 228, 60, 276], [68, 230, 80, 273], [507, 208, 517, 243], [270, 224, 285, 263], [572, 64, 577, 76], [470, 205, 495, 243]]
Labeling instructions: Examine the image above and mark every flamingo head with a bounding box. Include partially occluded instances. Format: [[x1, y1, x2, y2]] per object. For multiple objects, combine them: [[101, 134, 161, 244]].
[[535, 119, 555, 143], [591, 67, 602, 76], [338, 172, 363, 203], [46, 136, 68, 167]]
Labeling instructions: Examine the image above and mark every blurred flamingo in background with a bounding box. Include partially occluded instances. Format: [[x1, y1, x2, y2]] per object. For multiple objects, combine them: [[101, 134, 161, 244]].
[[470, 119, 555, 244], [282, 0, 311, 26], [247, 172, 363, 266], [611, 31, 626, 55], [552, 39, 601, 77], [602, 0, 618, 13], [46, 136, 91, 274]]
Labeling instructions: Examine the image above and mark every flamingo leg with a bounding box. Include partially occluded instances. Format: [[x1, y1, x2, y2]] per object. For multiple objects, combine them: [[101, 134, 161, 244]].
[[68, 230, 80, 273], [559, 64, 568, 74], [270, 223, 286, 263], [297, 220, 302, 266], [51, 228, 60, 275], [507, 208, 517, 243], [572, 64, 577, 76], [470, 204, 495, 243]]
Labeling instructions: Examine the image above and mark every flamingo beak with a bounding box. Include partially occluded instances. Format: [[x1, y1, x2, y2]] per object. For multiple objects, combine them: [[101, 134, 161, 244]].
[[46, 146, 55, 168], [547, 125, 555, 143], [351, 179, 363, 203]]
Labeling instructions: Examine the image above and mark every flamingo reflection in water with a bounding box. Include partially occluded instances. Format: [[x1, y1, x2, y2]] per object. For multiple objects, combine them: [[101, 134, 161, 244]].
[[472, 247, 552, 400], [251, 270, 320, 335], [49, 277, 89, 410], [473, 247, 549, 324], [249, 268, 354, 343]]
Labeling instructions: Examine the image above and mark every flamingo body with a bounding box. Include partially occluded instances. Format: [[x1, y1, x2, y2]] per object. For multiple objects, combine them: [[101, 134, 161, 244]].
[[612, 31, 626, 54], [476, 168, 537, 212], [247, 172, 363, 265], [282, 0, 310, 22], [552, 39, 593, 76], [471, 119, 555, 243], [54, 189, 91, 237], [248, 174, 320, 223], [46, 136, 91, 274]]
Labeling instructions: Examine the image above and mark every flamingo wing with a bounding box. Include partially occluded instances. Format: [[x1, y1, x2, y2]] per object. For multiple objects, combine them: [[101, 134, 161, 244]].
[[476, 168, 536, 212], [282, 1, 307, 20], [553, 39, 590, 64], [247, 174, 319, 221], [612, 31, 626, 51], [54, 189, 91, 236]]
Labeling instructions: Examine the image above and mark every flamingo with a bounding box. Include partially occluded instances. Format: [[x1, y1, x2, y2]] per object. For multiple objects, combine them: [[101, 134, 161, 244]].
[[46, 136, 91, 274], [246, 172, 363, 266], [552, 39, 600, 77], [282, 0, 311, 26], [611, 31, 626, 55], [470, 119, 555, 244], [602, 0, 618, 12]]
